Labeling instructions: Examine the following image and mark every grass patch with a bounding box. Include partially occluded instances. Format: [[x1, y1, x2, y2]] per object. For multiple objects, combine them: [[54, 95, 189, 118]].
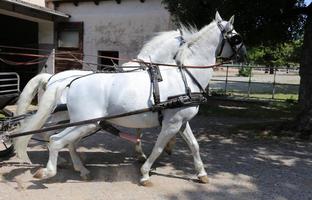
[[0, 113, 6, 119], [245, 93, 298, 101], [210, 89, 298, 101], [199, 99, 298, 120]]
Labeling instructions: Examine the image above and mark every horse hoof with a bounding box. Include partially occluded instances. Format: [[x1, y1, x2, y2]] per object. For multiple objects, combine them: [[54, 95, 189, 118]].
[[198, 175, 209, 184], [33, 168, 44, 179], [140, 180, 153, 187]]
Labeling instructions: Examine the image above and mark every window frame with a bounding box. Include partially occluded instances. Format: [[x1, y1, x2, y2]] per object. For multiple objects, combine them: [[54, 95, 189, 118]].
[[56, 22, 83, 51]]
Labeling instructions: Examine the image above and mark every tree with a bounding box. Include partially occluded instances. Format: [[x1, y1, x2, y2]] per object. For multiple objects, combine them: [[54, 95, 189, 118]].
[[296, 4, 312, 139], [162, 0, 312, 138], [247, 40, 303, 68], [162, 0, 306, 45]]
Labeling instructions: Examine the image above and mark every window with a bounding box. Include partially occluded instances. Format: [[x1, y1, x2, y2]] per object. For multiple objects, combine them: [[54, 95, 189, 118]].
[[57, 22, 83, 50], [58, 31, 79, 48], [98, 51, 119, 70]]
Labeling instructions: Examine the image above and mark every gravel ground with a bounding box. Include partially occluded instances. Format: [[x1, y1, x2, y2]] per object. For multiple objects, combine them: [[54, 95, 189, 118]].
[[0, 115, 312, 200]]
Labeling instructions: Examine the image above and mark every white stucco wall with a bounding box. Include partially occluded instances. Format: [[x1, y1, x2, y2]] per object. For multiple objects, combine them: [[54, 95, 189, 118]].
[[55, 0, 173, 69], [38, 22, 55, 74]]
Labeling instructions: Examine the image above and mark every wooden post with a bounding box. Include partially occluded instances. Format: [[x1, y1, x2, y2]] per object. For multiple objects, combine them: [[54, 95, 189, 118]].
[[225, 65, 229, 94], [272, 66, 277, 99], [52, 48, 55, 74], [247, 66, 252, 97]]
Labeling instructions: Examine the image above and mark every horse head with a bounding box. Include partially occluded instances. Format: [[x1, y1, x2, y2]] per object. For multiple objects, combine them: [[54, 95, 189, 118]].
[[175, 11, 246, 66]]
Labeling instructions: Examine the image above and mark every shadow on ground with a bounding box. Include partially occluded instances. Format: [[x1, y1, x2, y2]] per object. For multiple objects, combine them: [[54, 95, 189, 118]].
[[1, 100, 311, 199]]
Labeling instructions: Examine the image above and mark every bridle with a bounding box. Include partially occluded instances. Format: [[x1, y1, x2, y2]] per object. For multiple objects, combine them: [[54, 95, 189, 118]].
[[216, 21, 244, 60], [173, 21, 245, 96]]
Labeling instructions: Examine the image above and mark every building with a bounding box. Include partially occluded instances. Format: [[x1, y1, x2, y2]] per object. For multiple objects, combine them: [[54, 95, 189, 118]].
[[0, 0, 173, 88], [0, 0, 69, 88], [47, 0, 173, 71]]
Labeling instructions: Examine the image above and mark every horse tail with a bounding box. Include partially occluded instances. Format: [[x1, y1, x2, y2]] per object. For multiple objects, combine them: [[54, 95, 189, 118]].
[[13, 82, 67, 163], [15, 73, 52, 115]]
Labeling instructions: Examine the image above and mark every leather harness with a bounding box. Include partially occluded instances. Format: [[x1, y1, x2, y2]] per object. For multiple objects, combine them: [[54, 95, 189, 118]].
[[61, 25, 244, 125]]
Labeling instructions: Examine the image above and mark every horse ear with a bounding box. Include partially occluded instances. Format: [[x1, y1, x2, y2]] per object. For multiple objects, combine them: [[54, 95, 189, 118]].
[[215, 11, 222, 22], [229, 15, 235, 25]]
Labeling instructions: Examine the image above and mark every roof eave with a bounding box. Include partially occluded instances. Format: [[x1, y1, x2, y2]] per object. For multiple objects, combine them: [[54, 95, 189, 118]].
[[0, 0, 70, 21]]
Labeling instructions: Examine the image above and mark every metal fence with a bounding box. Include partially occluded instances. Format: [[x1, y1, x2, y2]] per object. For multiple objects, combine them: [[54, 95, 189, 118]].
[[0, 72, 20, 95], [207, 64, 300, 101]]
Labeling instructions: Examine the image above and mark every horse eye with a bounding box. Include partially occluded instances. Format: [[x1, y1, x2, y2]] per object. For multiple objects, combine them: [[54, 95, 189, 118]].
[[229, 35, 242, 45]]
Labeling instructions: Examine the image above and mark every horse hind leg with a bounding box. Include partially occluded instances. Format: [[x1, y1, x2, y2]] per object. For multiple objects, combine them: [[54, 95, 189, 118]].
[[134, 128, 147, 163], [13, 84, 63, 163], [179, 122, 208, 183], [34, 124, 98, 179], [164, 136, 176, 155], [68, 142, 91, 180]]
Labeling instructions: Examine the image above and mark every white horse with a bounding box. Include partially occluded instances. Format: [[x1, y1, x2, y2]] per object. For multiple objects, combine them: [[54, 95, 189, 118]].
[[23, 12, 245, 185], [12, 24, 198, 163]]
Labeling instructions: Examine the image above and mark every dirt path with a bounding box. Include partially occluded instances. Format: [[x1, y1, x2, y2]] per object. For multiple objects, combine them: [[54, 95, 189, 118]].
[[1, 115, 312, 200]]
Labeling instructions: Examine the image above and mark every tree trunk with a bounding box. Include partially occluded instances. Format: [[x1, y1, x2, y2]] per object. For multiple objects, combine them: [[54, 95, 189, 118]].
[[296, 13, 312, 139]]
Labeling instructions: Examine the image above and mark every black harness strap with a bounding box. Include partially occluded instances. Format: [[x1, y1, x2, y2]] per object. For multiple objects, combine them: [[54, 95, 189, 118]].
[[66, 72, 97, 88], [184, 68, 205, 93], [147, 64, 161, 105], [147, 63, 163, 124], [179, 65, 192, 97]]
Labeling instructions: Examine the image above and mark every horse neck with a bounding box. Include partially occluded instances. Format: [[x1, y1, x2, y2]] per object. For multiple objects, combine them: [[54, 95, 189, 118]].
[[181, 21, 221, 89]]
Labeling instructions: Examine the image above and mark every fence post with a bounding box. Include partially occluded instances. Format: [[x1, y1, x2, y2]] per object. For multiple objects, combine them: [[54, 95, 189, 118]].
[[272, 66, 277, 99], [52, 48, 55, 74], [247, 66, 252, 97], [224, 65, 229, 94]]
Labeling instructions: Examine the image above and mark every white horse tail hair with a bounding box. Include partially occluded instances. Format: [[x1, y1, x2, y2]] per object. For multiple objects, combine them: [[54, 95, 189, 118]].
[[15, 73, 52, 115], [13, 82, 67, 163]]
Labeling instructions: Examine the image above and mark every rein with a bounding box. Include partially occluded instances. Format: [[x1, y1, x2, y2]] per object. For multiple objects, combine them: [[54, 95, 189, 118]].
[[0, 45, 230, 69]]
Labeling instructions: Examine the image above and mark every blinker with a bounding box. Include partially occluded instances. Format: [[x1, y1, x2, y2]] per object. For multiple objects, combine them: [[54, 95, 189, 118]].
[[228, 34, 242, 46]]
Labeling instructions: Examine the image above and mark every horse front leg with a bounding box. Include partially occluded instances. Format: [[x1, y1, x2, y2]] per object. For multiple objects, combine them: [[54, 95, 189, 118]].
[[140, 119, 182, 186], [179, 122, 208, 183]]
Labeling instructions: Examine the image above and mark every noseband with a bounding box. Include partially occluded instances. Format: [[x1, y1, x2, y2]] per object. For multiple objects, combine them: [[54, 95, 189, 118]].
[[217, 21, 244, 60]]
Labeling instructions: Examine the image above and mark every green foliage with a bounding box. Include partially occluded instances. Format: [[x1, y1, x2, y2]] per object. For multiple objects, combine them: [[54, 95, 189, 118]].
[[238, 66, 252, 77], [161, 0, 306, 46], [247, 40, 303, 67]]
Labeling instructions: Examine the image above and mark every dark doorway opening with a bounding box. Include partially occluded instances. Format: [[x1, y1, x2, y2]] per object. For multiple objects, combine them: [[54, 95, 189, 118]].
[[0, 14, 38, 89], [98, 51, 119, 70]]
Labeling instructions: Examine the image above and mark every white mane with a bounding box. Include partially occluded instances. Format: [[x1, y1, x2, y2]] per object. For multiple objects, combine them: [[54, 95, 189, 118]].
[[175, 20, 219, 66], [137, 24, 199, 64]]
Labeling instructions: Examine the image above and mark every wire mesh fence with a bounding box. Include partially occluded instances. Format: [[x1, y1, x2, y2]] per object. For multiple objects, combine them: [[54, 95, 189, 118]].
[[208, 64, 300, 101]]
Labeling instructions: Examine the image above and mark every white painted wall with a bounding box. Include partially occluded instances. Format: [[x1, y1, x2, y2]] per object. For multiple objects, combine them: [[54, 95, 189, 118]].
[[23, 0, 46, 7], [55, 0, 173, 69]]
